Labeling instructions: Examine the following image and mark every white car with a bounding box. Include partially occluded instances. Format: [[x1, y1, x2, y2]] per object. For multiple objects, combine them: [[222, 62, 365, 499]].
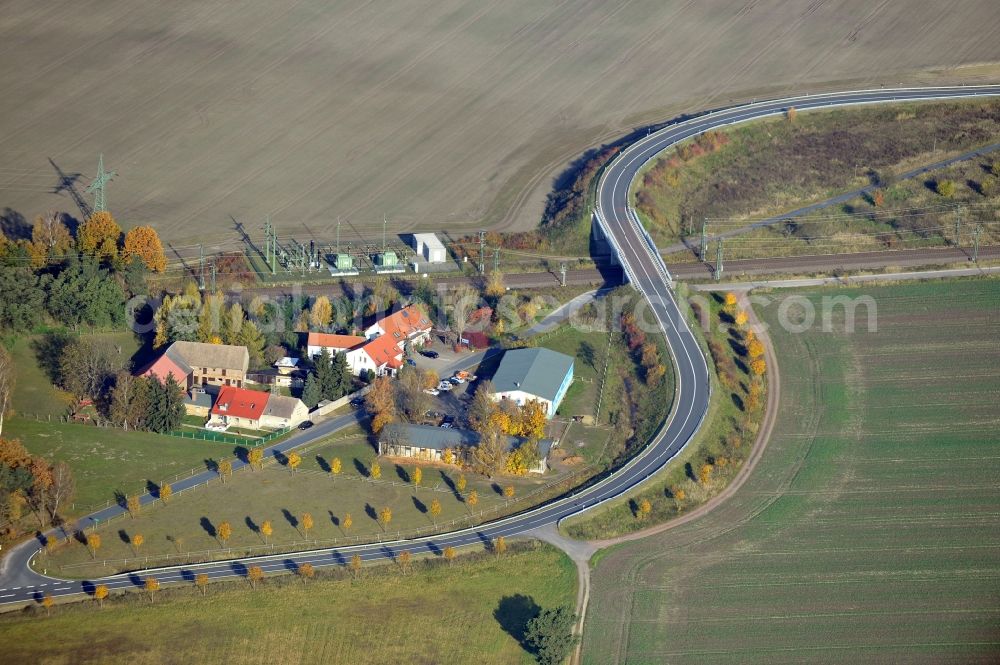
[[450, 376, 465, 384], [437, 381, 454, 392], [423, 388, 440, 396]]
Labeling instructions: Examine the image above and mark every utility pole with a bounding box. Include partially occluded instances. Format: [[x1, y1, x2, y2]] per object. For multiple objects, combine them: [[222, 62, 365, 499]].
[[955, 207, 962, 247], [336, 217, 342, 254], [715, 239, 723, 281], [700, 219, 708, 262], [560, 262, 567, 287], [198, 244, 205, 290], [973, 224, 982, 262], [211, 260, 217, 291], [382, 215, 388, 253], [86, 154, 117, 213], [493, 247, 500, 272], [478, 231, 486, 273], [271, 230, 277, 274]]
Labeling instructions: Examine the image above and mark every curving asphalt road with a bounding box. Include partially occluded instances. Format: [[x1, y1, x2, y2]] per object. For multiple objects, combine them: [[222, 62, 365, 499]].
[[3, 85, 1000, 608]]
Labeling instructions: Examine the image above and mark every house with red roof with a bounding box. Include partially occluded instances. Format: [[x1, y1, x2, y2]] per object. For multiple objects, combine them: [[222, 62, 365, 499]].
[[306, 332, 366, 359], [307, 304, 432, 378], [363, 305, 432, 346], [210, 386, 308, 430]]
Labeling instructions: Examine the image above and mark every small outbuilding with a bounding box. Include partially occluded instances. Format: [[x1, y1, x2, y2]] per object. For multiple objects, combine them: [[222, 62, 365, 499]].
[[378, 423, 554, 474], [410, 233, 447, 263]]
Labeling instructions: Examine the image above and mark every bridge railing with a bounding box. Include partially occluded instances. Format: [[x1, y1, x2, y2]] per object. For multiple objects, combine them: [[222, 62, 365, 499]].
[[626, 205, 673, 288]]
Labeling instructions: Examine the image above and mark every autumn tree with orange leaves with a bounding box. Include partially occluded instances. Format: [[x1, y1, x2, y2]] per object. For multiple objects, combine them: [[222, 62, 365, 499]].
[[77, 211, 121, 262], [123, 226, 166, 272], [365, 376, 396, 434]]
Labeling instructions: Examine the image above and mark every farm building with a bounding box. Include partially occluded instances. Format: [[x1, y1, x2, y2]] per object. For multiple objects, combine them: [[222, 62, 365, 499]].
[[378, 423, 554, 474], [210, 386, 308, 430], [139, 341, 249, 390], [489, 348, 574, 418], [409, 233, 447, 263]]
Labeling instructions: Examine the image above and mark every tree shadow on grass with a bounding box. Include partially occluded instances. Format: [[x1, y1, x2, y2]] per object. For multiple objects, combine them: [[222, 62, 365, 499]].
[[395, 465, 409, 483], [204, 458, 219, 474], [281, 509, 299, 531], [364, 503, 377, 524], [353, 458, 369, 478], [315, 455, 330, 473], [245, 516, 259, 535], [439, 470, 461, 500], [494, 594, 540, 653], [199, 517, 216, 539], [412, 496, 427, 515]]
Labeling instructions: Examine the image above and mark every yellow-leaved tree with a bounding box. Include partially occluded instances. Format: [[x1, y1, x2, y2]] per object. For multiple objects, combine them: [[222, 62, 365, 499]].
[[310, 296, 333, 328], [144, 577, 160, 603], [247, 566, 264, 589], [77, 211, 122, 262], [94, 584, 109, 608], [123, 225, 167, 272]]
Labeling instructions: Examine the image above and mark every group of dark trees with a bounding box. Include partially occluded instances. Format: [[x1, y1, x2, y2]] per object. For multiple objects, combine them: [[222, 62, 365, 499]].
[[36, 334, 184, 433], [300, 350, 353, 408], [0, 211, 157, 334]]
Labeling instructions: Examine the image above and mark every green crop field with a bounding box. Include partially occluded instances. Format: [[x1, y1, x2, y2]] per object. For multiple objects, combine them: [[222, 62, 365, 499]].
[[1, 543, 576, 665], [582, 279, 1000, 664]]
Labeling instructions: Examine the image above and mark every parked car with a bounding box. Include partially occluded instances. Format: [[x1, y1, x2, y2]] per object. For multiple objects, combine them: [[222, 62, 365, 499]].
[[423, 388, 440, 396], [421, 350, 440, 359], [450, 376, 465, 384], [441, 415, 455, 425], [298, 420, 314, 430], [350, 398, 365, 408], [406, 358, 417, 366], [437, 381, 453, 392], [440, 422, 453, 429]]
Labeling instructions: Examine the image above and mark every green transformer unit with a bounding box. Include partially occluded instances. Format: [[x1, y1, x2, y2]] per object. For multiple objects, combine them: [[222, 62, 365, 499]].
[[335, 253, 354, 270], [375, 250, 399, 267]]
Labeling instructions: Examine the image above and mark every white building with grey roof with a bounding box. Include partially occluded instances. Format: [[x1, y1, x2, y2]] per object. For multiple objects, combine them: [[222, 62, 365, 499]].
[[488, 347, 575, 418]]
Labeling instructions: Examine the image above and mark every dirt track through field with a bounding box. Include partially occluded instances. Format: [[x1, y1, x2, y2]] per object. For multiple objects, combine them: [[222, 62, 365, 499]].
[[2, 1, 1000, 245]]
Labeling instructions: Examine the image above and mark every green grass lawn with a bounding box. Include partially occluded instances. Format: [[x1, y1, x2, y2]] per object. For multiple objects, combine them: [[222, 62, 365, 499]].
[[5, 417, 233, 514], [42, 432, 545, 578], [582, 279, 1000, 664], [1, 543, 577, 665]]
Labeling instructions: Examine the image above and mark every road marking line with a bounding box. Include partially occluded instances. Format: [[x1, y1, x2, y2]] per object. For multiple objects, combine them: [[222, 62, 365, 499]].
[[0, 594, 13, 598], [54, 586, 71, 591]]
